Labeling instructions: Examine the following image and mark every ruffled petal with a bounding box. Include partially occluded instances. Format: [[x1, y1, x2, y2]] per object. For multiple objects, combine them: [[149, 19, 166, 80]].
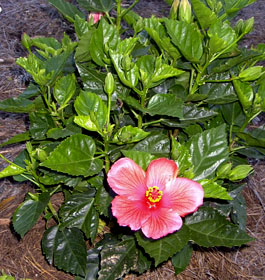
[[107, 158, 146, 199], [112, 195, 150, 231], [162, 178, 204, 216], [141, 208, 182, 239], [146, 158, 178, 191]]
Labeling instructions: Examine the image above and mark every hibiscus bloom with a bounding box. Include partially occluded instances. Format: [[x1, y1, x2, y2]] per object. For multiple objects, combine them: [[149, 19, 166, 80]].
[[107, 157, 204, 239], [88, 12, 105, 24]]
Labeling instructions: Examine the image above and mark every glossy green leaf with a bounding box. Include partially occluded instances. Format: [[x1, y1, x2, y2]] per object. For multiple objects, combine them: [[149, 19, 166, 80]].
[[136, 225, 190, 266], [53, 74, 76, 106], [112, 125, 150, 144], [95, 184, 112, 217], [164, 19, 203, 62], [74, 91, 108, 130], [47, 123, 82, 140], [208, 21, 236, 55], [77, 0, 115, 12], [239, 66, 264, 81], [74, 115, 99, 133], [199, 179, 232, 200], [42, 226, 87, 276], [133, 132, 170, 156], [0, 163, 25, 179], [98, 237, 138, 280], [13, 192, 50, 237], [132, 249, 152, 274], [29, 111, 55, 140], [59, 190, 98, 241], [181, 105, 218, 122], [228, 165, 253, 181], [143, 17, 181, 60], [185, 207, 253, 247], [220, 102, 246, 127], [187, 124, 229, 181], [0, 131, 30, 148], [110, 52, 139, 88], [41, 134, 103, 177], [237, 127, 265, 147], [121, 150, 156, 170], [147, 94, 183, 118], [171, 243, 193, 275], [171, 137, 194, 178], [0, 97, 35, 113], [74, 15, 91, 39], [90, 19, 119, 66], [233, 80, 254, 111], [48, 0, 85, 23], [190, 0, 217, 29], [200, 81, 238, 104]]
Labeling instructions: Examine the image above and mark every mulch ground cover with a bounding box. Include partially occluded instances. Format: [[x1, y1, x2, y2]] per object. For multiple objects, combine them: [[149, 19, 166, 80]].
[[0, 1, 264, 279]]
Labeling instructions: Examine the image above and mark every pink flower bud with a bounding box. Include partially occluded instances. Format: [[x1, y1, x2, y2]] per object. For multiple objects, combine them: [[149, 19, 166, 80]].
[[88, 12, 105, 24]]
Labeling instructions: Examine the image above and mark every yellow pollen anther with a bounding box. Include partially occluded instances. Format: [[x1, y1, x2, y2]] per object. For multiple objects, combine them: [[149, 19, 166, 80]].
[[146, 186, 163, 203]]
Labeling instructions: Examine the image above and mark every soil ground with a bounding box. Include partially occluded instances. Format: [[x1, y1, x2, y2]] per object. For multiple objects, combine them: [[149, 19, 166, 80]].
[[0, 0, 264, 279]]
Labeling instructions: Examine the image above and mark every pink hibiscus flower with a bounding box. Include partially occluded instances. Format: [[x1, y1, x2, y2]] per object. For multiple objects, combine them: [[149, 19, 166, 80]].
[[107, 157, 204, 239], [88, 12, 105, 24]]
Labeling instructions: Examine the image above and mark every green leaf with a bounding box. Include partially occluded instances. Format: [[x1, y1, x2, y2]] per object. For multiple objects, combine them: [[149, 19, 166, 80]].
[[98, 237, 138, 280], [201, 81, 238, 105], [95, 184, 112, 217], [232, 80, 254, 111], [208, 21, 236, 55], [171, 137, 194, 178], [171, 243, 193, 275], [90, 19, 119, 66], [13, 192, 50, 237], [42, 226, 87, 276], [133, 132, 170, 157], [228, 165, 253, 181], [121, 150, 156, 170], [181, 105, 218, 122], [74, 115, 99, 133], [164, 19, 203, 62], [143, 17, 181, 60], [0, 131, 30, 148], [136, 225, 190, 266], [59, 190, 97, 238], [29, 111, 55, 140], [147, 94, 183, 118], [77, 0, 115, 12], [220, 102, 246, 127], [0, 97, 35, 113], [190, 0, 217, 29], [237, 127, 265, 147], [187, 124, 229, 181], [74, 91, 108, 130], [185, 206, 254, 247], [112, 125, 150, 144], [0, 164, 25, 179], [199, 179, 232, 200], [41, 134, 103, 177], [239, 66, 264, 81], [53, 74, 76, 107], [48, 0, 85, 23]]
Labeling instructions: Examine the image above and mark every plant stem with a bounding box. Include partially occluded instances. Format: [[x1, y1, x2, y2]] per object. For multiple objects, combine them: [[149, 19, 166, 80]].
[[121, 0, 140, 18], [48, 201, 59, 222], [116, 0, 122, 31]]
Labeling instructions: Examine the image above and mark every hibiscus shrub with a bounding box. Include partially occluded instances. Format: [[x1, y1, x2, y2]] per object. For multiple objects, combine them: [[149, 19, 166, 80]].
[[0, 0, 264, 278]]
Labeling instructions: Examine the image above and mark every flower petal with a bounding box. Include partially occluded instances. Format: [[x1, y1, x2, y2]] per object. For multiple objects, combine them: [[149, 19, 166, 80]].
[[112, 195, 150, 231], [162, 178, 204, 216], [146, 158, 178, 191], [141, 208, 182, 239], [107, 157, 146, 198]]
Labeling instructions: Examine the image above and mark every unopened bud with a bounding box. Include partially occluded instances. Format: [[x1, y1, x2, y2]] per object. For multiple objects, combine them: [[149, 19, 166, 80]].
[[21, 33, 31, 50], [179, 0, 192, 24], [88, 12, 105, 24], [121, 55, 132, 72], [104, 73, 115, 96], [170, 0, 180, 20], [217, 162, 232, 179]]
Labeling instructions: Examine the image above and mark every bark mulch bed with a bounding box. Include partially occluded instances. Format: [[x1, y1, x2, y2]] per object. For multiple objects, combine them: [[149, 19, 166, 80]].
[[0, 1, 264, 279]]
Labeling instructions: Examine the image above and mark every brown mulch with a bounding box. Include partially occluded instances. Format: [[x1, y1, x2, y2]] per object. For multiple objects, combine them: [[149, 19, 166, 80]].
[[0, 0, 265, 279]]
